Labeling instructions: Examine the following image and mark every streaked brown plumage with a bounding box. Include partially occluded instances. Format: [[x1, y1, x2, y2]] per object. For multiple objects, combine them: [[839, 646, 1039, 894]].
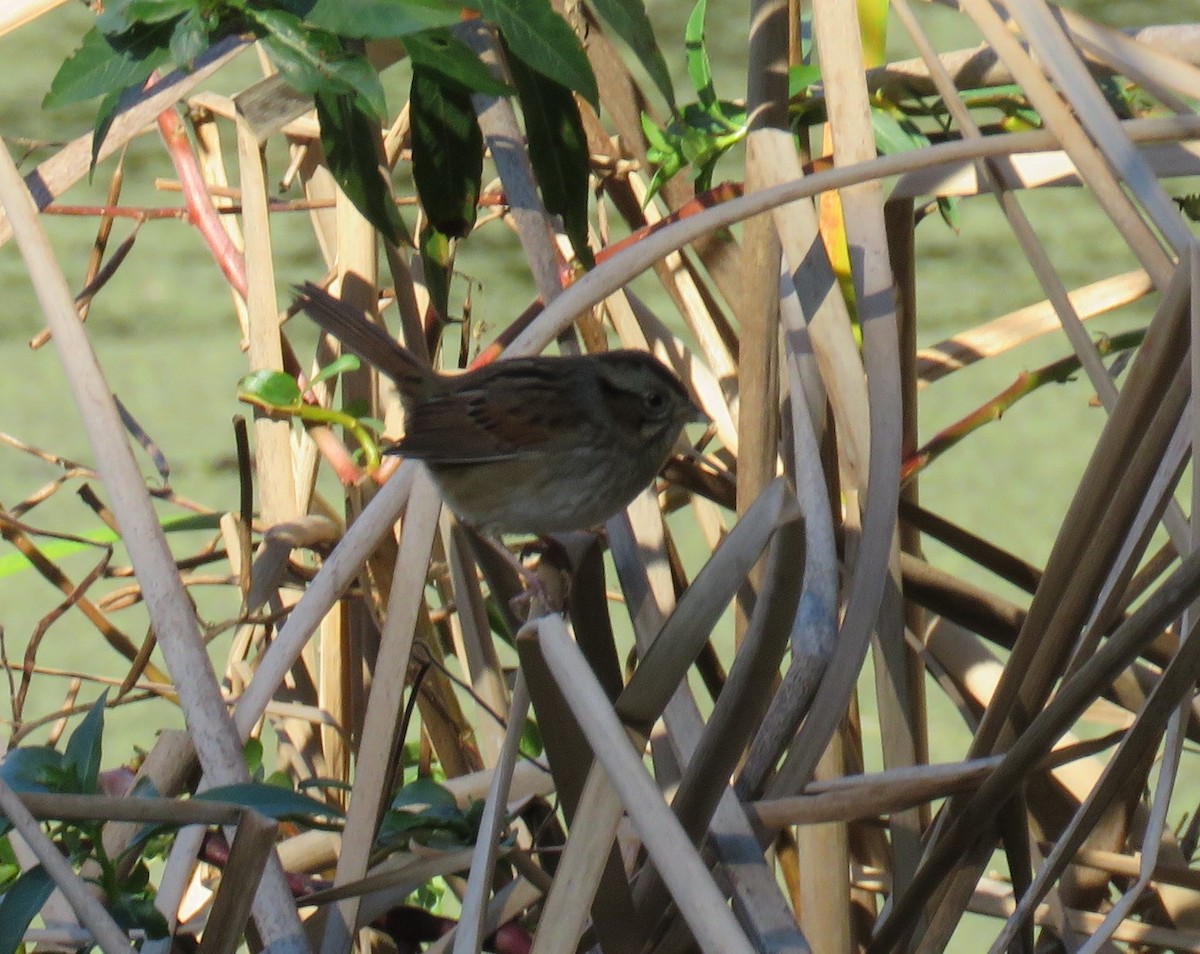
[[294, 283, 703, 534]]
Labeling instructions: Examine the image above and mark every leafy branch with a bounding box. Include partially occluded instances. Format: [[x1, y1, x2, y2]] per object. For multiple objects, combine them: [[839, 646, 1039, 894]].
[[46, 0, 675, 277]]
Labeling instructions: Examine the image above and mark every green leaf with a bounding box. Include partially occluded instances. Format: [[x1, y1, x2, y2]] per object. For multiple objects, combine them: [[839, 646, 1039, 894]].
[[243, 737, 265, 778], [870, 106, 927, 155], [404, 29, 512, 97], [378, 779, 478, 848], [316, 91, 407, 244], [391, 777, 459, 812], [196, 783, 345, 822], [589, 0, 673, 110], [122, 0, 195, 24], [91, 83, 145, 170], [410, 66, 483, 238], [249, 8, 387, 120], [283, 0, 462, 38], [44, 23, 172, 109], [0, 748, 61, 796], [519, 717, 543, 758], [111, 894, 170, 938], [169, 8, 212, 65], [377, 809, 473, 847], [937, 196, 960, 232], [310, 353, 362, 386], [63, 691, 108, 795], [787, 63, 821, 99], [239, 369, 302, 407], [507, 52, 591, 264], [0, 866, 55, 954], [0, 866, 17, 894], [419, 224, 453, 320], [684, 0, 715, 111], [480, 0, 598, 107]]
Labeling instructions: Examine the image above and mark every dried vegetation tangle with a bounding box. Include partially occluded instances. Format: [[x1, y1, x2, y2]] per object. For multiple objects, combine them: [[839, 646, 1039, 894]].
[[0, 1, 1199, 952]]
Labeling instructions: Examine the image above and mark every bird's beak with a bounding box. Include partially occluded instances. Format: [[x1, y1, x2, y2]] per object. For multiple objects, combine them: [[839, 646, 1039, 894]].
[[688, 399, 710, 425]]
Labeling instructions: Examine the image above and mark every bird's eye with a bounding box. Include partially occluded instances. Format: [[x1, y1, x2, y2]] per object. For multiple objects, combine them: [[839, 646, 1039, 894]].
[[642, 390, 669, 418]]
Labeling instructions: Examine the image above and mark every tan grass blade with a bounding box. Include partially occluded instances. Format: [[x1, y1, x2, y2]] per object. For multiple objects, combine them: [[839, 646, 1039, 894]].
[[319, 470, 442, 954], [535, 614, 757, 953], [958, 0, 1174, 286], [197, 809, 279, 954], [451, 674, 529, 954], [235, 111, 298, 527], [915, 270, 1153, 386], [231, 465, 415, 735], [1005, 0, 1192, 255]]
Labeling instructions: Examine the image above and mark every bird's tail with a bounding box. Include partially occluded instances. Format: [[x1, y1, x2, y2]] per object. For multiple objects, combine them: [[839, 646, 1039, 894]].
[[293, 282, 431, 397]]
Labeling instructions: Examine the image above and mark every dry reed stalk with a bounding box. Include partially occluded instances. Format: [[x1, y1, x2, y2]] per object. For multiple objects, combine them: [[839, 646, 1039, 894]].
[[535, 613, 757, 953], [319, 471, 441, 954], [450, 674, 529, 954], [915, 269, 1154, 385], [6, 2, 1200, 951], [0, 127, 306, 949]]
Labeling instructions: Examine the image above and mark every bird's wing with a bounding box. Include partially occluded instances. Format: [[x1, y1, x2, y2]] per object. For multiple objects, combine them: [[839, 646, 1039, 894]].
[[396, 379, 569, 464]]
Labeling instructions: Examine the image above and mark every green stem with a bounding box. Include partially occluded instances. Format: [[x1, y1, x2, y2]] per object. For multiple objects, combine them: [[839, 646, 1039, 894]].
[[903, 329, 1145, 484]]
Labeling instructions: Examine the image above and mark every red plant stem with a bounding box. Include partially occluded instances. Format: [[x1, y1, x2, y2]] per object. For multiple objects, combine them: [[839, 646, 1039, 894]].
[[156, 100, 248, 298]]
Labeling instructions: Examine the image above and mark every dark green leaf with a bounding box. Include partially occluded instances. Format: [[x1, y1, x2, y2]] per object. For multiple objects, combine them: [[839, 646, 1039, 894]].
[[310, 353, 362, 386], [249, 8, 387, 119], [169, 8, 212, 65], [0, 866, 55, 954], [239, 369, 302, 407], [378, 782, 479, 849], [391, 777, 459, 812], [111, 893, 170, 938], [63, 691, 108, 795], [123, 858, 151, 891], [507, 53, 591, 264], [282, 0, 462, 38], [195, 782, 345, 822], [316, 91, 408, 244], [0, 748, 61, 798], [591, 0, 673, 109], [404, 29, 512, 96], [937, 196, 960, 232], [519, 717, 543, 758], [91, 86, 134, 171], [122, 0, 195, 24], [44, 23, 172, 109], [377, 809, 473, 848], [410, 65, 483, 238], [480, 0, 597, 107]]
